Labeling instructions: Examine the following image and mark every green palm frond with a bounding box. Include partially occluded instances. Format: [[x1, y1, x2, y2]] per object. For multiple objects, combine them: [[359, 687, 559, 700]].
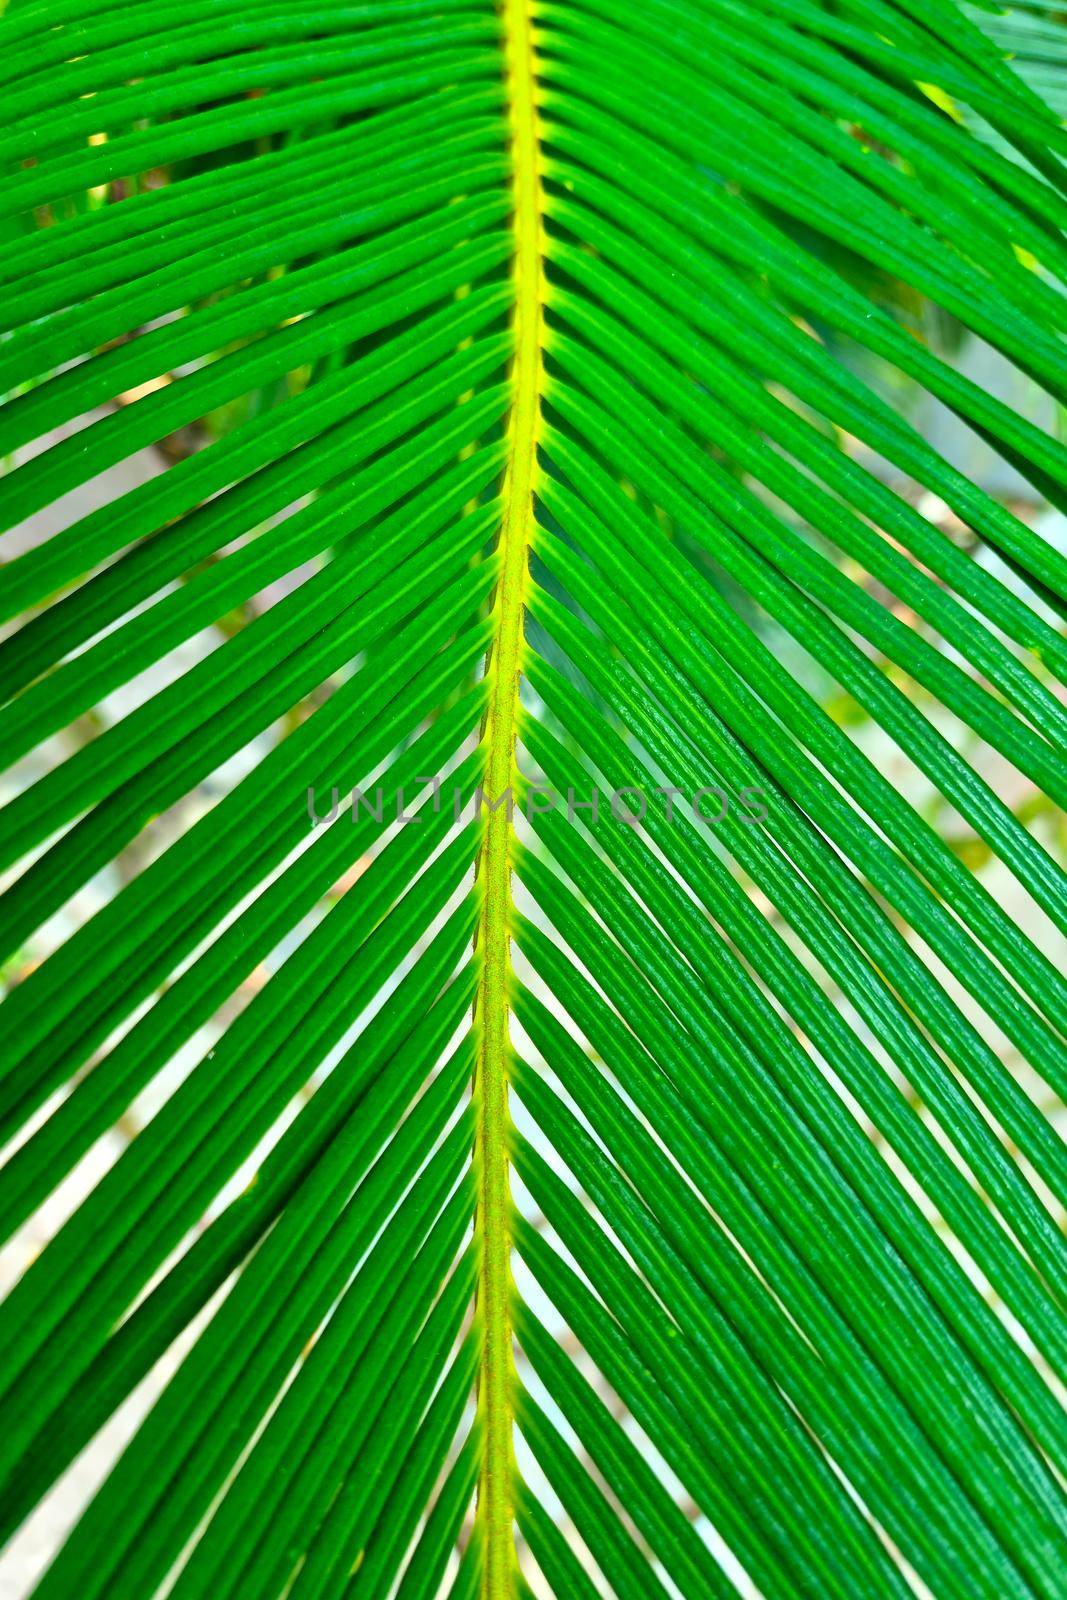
[[1, 0, 1066, 1595]]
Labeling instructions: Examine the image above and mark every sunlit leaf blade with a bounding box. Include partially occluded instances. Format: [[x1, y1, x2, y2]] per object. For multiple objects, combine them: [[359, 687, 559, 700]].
[[1, 0, 1066, 1596]]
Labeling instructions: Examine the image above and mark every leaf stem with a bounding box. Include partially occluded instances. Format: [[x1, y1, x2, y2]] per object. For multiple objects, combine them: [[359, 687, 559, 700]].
[[472, 0, 544, 1593]]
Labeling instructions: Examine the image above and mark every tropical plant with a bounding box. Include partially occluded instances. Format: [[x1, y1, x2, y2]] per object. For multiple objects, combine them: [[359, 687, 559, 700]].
[[2, 0, 1067, 1594]]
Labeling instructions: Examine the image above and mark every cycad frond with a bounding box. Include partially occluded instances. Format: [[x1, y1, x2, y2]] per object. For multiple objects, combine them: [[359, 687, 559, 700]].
[[1, 2, 1066, 1597]]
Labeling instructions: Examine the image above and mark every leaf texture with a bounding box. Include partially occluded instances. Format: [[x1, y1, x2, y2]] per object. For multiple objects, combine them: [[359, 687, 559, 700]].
[[0, 0, 1066, 1596]]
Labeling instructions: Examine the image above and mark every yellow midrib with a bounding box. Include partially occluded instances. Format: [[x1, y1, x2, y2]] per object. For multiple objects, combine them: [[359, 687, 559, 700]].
[[472, 0, 543, 1594]]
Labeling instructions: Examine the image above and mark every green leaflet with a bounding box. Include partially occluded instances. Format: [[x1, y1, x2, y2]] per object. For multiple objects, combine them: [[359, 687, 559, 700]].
[[1, 0, 1066, 1597]]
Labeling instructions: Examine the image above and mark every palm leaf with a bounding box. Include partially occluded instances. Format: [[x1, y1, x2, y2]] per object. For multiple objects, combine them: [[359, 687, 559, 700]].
[[1, 0, 1066, 1595]]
